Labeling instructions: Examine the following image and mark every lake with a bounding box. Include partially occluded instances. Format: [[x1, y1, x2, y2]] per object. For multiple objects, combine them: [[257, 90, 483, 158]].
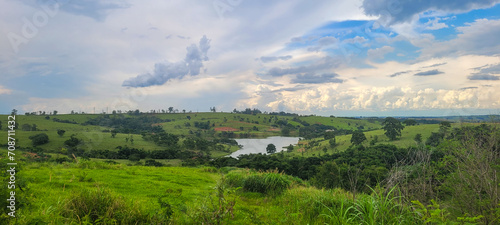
[[229, 136, 301, 158]]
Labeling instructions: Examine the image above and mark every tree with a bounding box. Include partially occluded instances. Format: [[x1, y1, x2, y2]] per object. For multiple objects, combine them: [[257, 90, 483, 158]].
[[382, 117, 404, 141], [287, 144, 294, 152], [53, 110, 58, 115], [281, 127, 291, 136], [0, 120, 2, 130], [111, 130, 117, 138], [439, 121, 451, 137], [329, 138, 337, 148], [32, 124, 37, 131], [57, 129, 66, 137], [350, 130, 366, 145], [324, 131, 335, 140], [11, 109, 17, 116], [426, 132, 444, 147], [266, 143, 276, 154], [414, 133, 422, 144], [403, 119, 417, 126], [29, 133, 49, 146], [64, 135, 81, 148], [168, 107, 174, 113]]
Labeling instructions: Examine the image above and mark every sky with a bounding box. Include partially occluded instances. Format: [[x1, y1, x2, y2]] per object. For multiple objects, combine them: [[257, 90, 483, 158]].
[[1, 0, 499, 117]]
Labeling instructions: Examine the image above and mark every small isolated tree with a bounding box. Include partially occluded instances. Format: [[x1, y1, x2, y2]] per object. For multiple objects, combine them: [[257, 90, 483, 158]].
[[329, 138, 337, 148], [439, 121, 451, 137], [29, 133, 49, 146], [266, 143, 277, 154], [57, 129, 66, 137], [111, 130, 117, 138], [324, 131, 335, 140], [414, 133, 422, 144], [382, 117, 405, 141], [64, 135, 81, 148], [350, 130, 366, 146], [287, 144, 294, 152]]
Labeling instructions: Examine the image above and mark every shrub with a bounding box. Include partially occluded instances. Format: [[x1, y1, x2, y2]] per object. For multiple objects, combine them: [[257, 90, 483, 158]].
[[62, 187, 148, 224], [226, 170, 291, 195], [29, 133, 49, 146]]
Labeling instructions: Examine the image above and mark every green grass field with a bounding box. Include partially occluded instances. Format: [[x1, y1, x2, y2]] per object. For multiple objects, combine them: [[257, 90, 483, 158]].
[[0, 112, 380, 154], [5, 159, 419, 224]]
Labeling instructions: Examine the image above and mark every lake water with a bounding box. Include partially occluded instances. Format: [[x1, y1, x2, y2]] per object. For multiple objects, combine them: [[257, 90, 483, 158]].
[[229, 136, 300, 158]]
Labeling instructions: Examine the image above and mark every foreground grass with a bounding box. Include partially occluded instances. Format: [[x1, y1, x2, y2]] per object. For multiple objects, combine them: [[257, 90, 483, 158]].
[[3, 160, 425, 224]]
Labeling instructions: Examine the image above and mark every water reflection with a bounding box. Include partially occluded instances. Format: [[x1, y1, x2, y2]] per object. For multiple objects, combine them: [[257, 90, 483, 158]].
[[229, 136, 300, 158]]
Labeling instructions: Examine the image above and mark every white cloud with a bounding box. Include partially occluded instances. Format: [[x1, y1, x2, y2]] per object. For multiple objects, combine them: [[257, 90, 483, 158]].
[[420, 19, 500, 58], [367, 46, 394, 60], [424, 18, 449, 30], [0, 85, 12, 95]]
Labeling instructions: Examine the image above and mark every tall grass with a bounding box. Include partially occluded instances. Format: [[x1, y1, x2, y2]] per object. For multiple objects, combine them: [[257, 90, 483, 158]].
[[61, 187, 149, 224], [225, 170, 292, 195]]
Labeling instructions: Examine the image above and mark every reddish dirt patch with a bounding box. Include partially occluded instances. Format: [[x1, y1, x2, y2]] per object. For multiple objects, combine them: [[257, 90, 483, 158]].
[[267, 128, 280, 131], [214, 127, 239, 132]]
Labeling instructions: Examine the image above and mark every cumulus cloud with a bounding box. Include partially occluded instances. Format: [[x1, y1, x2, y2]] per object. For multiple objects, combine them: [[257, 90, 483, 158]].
[[240, 85, 500, 114], [291, 73, 344, 84], [414, 69, 444, 76], [267, 56, 340, 76], [367, 46, 394, 60], [122, 36, 211, 87], [362, 0, 500, 25], [424, 18, 449, 30], [259, 55, 293, 63]]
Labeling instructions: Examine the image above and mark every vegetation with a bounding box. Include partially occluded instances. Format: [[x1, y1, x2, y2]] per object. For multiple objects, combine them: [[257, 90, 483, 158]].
[[382, 117, 405, 140], [0, 110, 498, 224]]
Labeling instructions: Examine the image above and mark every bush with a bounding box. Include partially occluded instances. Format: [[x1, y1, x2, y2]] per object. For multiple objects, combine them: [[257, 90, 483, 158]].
[[225, 170, 291, 195], [62, 187, 148, 224], [29, 133, 49, 146], [145, 159, 163, 167]]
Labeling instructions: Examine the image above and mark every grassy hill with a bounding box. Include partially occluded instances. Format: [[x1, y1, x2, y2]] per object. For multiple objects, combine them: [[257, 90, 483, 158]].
[[0, 112, 381, 153], [4, 159, 419, 224]]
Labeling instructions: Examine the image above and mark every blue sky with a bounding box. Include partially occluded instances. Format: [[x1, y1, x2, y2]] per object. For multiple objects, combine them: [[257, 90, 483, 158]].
[[0, 0, 499, 116]]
